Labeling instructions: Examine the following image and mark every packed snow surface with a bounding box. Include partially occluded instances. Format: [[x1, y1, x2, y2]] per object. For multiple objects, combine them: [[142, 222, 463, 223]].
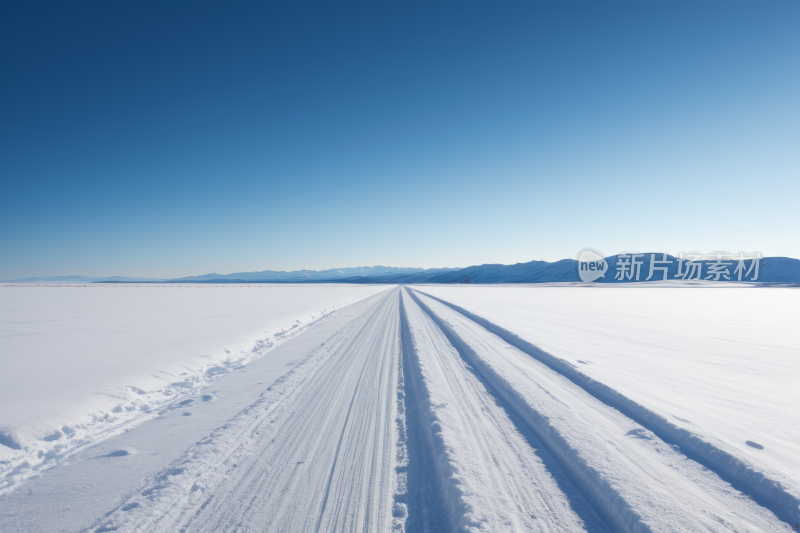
[[0, 284, 797, 532]]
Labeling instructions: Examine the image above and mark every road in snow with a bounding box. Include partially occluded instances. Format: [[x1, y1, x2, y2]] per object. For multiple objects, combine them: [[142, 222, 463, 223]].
[[0, 284, 796, 532], [89, 286, 402, 533], [399, 290, 608, 532]]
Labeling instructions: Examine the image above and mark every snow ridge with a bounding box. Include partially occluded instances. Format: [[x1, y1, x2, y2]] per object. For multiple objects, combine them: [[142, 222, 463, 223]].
[[413, 287, 800, 528], [391, 333, 409, 532], [397, 293, 469, 532]]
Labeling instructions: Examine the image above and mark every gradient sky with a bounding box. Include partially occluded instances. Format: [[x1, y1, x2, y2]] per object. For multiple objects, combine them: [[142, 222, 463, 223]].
[[2, 1, 798, 279]]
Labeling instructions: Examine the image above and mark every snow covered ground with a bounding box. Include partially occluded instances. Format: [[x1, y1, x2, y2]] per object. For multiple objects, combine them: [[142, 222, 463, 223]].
[[416, 284, 800, 517], [0, 283, 797, 532], [0, 284, 390, 488]]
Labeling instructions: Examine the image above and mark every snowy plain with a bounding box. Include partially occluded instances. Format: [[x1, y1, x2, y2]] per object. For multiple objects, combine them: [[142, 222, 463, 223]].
[[0, 284, 390, 486], [0, 282, 797, 533]]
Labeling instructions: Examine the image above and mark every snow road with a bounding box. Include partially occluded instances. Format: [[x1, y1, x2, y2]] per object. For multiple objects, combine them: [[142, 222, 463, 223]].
[[405, 288, 790, 532], [96, 286, 402, 533], [0, 285, 795, 532], [399, 290, 608, 532]]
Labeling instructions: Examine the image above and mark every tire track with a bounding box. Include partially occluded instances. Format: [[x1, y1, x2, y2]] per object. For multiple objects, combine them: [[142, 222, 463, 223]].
[[400, 288, 610, 532], [397, 292, 462, 532], [93, 287, 402, 533], [413, 287, 800, 528], [407, 287, 790, 533]]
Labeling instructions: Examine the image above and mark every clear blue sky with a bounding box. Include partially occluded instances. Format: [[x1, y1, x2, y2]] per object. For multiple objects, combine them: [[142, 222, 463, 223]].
[[2, 1, 798, 279]]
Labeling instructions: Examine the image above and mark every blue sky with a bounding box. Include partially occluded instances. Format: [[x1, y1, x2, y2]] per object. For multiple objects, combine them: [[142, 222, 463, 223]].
[[2, 1, 798, 279]]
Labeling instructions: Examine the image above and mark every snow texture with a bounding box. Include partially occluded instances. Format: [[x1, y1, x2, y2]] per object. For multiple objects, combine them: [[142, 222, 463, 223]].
[[416, 284, 800, 527], [0, 284, 796, 532], [0, 283, 390, 489]]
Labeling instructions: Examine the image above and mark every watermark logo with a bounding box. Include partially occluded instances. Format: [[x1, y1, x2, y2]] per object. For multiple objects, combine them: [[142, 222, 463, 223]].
[[576, 248, 608, 282], [577, 249, 763, 282]]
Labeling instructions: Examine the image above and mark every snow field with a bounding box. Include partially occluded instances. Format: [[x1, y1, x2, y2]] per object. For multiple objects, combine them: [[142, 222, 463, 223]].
[[416, 285, 800, 526], [0, 284, 390, 492], [408, 288, 789, 532], [1, 284, 796, 532]]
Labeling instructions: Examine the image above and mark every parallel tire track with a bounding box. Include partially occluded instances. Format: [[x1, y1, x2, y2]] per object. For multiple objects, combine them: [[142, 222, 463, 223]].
[[95, 288, 402, 533], [413, 287, 800, 528], [397, 292, 463, 533], [406, 287, 790, 533], [399, 288, 610, 533], [403, 288, 644, 533]]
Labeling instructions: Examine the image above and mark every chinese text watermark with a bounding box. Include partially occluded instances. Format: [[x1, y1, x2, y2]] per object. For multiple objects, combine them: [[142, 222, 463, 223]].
[[577, 250, 762, 282]]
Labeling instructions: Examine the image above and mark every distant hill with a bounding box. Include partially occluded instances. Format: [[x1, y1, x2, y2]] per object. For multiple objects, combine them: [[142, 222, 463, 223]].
[[3, 275, 164, 283], [7, 257, 797, 285], [316, 255, 800, 285], [3, 266, 459, 283], [166, 265, 459, 283]]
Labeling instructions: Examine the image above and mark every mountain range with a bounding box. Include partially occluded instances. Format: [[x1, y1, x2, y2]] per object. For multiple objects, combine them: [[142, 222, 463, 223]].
[[338, 255, 799, 284], [5, 256, 798, 284], [3, 266, 458, 284]]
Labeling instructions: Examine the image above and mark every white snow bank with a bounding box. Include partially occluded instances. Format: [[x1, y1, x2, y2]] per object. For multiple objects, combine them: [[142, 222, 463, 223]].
[[0, 283, 390, 488], [415, 284, 800, 522]]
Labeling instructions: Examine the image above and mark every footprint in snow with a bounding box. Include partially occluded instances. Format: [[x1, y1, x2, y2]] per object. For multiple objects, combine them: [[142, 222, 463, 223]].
[[625, 428, 654, 440], [101, 450, 129, 458], [141, 484, 167, 497], [43, 431, 62, 442]]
